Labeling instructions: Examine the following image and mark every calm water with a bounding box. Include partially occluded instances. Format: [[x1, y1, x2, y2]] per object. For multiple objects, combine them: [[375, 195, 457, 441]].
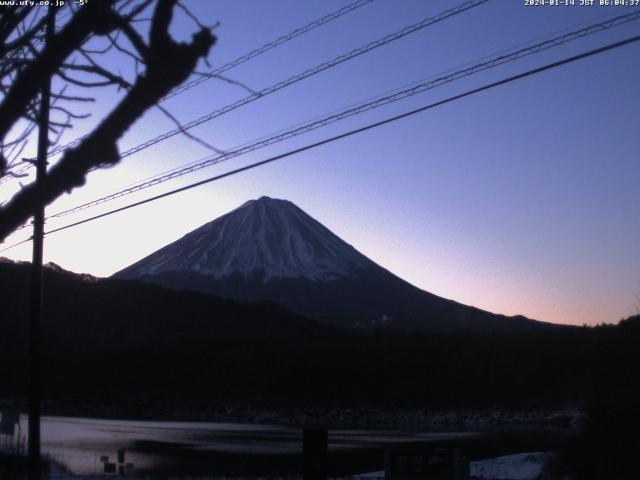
[[15, 415, 481, 475]]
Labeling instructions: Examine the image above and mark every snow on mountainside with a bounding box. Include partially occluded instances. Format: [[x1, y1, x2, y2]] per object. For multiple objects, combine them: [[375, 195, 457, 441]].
[[118, 196, 373, 282]]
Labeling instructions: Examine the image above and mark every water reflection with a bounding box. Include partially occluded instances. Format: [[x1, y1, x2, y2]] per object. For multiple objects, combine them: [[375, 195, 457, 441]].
[[18, 416, 479, 475]]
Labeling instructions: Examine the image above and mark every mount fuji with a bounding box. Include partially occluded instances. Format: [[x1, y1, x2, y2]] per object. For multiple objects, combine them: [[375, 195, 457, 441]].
[[115, 196, 545, 332]]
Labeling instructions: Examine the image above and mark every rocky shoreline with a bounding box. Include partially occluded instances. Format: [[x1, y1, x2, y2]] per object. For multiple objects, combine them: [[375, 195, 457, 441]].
[[2, 396, 584, 430], [35, 402, 584, 431], [195, 405, 584, 431]]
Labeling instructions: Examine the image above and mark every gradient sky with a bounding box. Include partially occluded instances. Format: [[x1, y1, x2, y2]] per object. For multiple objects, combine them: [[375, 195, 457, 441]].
[[2, 0, 639, 326]]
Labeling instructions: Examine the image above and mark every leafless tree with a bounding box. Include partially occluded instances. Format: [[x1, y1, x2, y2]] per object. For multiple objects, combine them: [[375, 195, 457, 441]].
[[0, 0, 216, 242]]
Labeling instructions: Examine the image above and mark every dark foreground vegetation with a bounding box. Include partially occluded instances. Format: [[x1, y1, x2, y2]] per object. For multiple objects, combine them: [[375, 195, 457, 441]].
[[546, 398, 640, 479], [0, 452, 28, 480], [0, 452, 54, 480]]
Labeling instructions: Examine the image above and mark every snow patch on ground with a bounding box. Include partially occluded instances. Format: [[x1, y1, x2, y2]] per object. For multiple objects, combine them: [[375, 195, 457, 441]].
[[470, 451, 551, 479]]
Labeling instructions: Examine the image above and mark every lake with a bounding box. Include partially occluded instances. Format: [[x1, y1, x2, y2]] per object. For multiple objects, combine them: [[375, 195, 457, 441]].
[[17, 415, 482, 476]]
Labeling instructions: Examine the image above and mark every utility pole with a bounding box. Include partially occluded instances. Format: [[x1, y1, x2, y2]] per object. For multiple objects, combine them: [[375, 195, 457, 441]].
[[28, 7, 55, 480]]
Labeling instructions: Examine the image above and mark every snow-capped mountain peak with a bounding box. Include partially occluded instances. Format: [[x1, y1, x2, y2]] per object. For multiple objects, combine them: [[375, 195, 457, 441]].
[[117, 196, 373, 282], [115, 196, 545, 332]]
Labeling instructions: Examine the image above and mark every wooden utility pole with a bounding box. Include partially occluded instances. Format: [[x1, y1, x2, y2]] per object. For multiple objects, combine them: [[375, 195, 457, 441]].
[[303, 426, 328, 480], [28, 7, 55, 480]]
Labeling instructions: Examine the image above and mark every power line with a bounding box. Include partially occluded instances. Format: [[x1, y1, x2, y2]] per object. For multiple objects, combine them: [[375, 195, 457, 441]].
[[39, 0, 491, 163], [1, 32, 637, 252], [29, 33, 638, 241], [0, 234, 31, 254], [0, 163, 31, 185], [46, 9, 640, 221], [117, 0, 490, 159], [92, 8, 636, 189], [42, 0, 378, 159], [164, 0, 376, 100], [0, 0, 376, 182], [7, 0, 488, 209], [0, 231, 33, 253]]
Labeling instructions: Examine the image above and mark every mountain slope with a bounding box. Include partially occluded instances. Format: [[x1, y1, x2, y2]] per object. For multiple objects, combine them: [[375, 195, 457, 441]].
[[116, 196, 548, 332]]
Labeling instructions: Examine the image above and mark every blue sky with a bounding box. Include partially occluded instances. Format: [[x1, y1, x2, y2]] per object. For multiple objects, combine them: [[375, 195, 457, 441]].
[[2, 0, 639, 325]]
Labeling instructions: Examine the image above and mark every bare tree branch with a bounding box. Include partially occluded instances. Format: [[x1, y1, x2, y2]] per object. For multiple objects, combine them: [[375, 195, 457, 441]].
[[193, 70, 260, 96], [155, 102, 226, 154], [0, 2, 119, 140], [0, 0, 216, 241]]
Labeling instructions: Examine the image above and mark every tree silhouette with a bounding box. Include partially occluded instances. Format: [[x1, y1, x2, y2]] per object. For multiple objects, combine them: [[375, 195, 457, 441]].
[[0, 0, 216, 241]]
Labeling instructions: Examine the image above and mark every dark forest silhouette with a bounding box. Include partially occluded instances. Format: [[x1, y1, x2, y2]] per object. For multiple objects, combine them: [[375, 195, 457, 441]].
[[1, 260, 638, 413]]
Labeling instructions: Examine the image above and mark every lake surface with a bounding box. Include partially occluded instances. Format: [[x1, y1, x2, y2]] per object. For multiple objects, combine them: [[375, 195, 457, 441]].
[[16, 415, 482, 475]]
